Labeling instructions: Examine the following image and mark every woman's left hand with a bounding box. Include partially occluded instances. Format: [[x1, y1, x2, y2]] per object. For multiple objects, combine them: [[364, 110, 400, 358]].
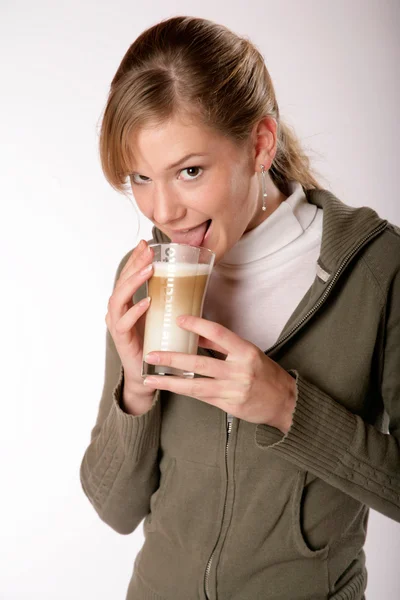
[[143, 315, 297, 434]]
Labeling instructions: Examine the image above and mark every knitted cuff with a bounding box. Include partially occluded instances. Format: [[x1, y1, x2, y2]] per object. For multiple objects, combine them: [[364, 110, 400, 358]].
[[107, 364, 161, 462], [256, 370, 357, 479]]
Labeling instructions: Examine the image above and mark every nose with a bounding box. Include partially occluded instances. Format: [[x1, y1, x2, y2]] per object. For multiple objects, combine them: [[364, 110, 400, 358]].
[[152, 183, 185, 226]]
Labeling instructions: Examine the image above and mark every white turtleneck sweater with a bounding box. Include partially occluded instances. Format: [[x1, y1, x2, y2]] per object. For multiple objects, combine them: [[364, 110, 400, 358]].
[[202, 182, 323, 352]]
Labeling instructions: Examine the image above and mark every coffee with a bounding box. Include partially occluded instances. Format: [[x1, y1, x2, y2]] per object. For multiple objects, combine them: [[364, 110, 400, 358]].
[[143, 262, 209, 360], [141, 244, 215, 378]]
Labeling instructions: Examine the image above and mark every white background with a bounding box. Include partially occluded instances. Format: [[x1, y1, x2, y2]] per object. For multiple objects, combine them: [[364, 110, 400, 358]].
[[1, 0, 399, 598]]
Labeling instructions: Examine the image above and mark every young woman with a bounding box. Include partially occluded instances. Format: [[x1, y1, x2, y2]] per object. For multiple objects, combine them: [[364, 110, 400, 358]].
[[80, 16, 400, 600]]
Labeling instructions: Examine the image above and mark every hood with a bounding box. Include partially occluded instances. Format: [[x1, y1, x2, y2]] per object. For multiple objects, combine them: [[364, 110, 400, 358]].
[[150, 188, 388, 277]]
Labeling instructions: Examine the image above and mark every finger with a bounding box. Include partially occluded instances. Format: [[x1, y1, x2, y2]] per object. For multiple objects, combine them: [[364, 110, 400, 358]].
[[109, 263, 153, 321], [145, 351, 235, 380], [118, 243, 153, 287], [177, 315, 250, 357], [118, 239, 145, 281], [114, 296, 151, 336], [143, 376, 242, 402], [198, 336, 228, 355]]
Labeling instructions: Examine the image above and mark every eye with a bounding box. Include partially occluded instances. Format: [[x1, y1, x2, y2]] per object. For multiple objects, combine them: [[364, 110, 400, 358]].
[[180, 166, 203, 181], [130, 173, 152, 185]]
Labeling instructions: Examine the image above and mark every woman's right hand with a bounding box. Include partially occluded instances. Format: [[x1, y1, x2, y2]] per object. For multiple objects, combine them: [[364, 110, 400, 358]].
[[105, 239, 154, 393]]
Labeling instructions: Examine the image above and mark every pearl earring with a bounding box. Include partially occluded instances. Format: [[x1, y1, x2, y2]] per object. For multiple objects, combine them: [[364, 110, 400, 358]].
[[260, 164, 267, 212]]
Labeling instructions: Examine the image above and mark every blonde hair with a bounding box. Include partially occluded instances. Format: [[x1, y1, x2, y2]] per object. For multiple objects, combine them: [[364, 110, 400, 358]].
[[100, 16, 321, 194]]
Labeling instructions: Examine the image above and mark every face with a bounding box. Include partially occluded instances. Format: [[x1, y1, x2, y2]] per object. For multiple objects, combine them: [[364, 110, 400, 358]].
[[128, 114, 262, 264]]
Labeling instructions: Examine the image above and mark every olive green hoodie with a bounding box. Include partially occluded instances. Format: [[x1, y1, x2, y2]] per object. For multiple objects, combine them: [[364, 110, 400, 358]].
[[80, 188, 400, 599]]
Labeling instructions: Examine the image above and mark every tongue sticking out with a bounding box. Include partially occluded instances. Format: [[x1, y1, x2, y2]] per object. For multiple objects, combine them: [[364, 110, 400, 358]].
[[170, 221, 209, 247]]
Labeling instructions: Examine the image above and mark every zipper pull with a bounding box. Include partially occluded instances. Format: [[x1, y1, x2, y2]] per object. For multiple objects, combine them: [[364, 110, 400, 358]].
[[227, 413, 233, 433]]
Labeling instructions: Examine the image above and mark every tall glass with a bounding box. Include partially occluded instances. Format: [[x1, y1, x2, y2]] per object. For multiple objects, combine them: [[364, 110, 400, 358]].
[[141, 243, 215, 378]]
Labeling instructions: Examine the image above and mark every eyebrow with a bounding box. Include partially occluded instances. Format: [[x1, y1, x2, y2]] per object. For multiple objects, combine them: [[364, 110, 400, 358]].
[[166, 153, 208, 170], [132, 153, 209, 174]]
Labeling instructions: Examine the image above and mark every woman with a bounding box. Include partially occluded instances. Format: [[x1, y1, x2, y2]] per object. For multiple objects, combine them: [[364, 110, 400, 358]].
[[80, 16, 400, 600]]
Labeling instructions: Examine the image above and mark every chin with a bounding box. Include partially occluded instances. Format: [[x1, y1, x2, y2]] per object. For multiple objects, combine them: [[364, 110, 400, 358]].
[[204, 225, 233, 265], [211, 244, 227, 266]]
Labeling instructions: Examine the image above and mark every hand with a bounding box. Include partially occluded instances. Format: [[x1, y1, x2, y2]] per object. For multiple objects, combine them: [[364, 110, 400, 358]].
[[143, 315, 297, 434], [105, 239, 155, 392]]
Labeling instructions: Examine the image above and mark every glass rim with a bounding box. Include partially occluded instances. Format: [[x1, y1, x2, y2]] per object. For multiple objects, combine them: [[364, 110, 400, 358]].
[[148, 242, 215, 258]]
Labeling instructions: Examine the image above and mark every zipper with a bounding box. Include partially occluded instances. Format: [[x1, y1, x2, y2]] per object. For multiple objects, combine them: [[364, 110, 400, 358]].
[[201, 219, 386, 600], [204, 413, 233, 599], [264, 222, 387, 355]]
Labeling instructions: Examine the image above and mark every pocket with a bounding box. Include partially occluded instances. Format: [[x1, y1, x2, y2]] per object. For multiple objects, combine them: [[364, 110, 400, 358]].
[[217, 466, 330, 599], [138, 459, 222, 598], [292, 470, 330, 559]]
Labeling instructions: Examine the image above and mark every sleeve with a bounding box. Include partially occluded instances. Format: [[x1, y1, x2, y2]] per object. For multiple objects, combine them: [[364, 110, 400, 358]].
[[79, 247, 162, 535], [256, 267, 400, 523]]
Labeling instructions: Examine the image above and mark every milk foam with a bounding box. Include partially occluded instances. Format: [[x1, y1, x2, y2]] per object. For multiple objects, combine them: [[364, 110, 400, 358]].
[[152, 262, 211, 277]]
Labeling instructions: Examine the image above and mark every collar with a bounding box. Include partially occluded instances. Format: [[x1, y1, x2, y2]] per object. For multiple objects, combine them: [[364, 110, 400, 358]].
[[151, 186, 387, 278], [305, 188, 387, 277], [218, 181, 316, 266]]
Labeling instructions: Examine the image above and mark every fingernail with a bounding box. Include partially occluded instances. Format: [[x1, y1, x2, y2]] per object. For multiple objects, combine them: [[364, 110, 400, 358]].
[[143, 377, 158, 385], [140, 264, 153, 275], [145, 353, 160, 364], [138, 296, 151, 307]]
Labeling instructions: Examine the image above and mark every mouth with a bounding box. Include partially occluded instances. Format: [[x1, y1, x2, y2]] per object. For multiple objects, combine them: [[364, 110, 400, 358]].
[[169, 219, 212, 247]]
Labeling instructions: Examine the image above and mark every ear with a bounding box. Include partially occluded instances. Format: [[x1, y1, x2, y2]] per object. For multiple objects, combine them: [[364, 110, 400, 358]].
[[251, 116, 277, 171]]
